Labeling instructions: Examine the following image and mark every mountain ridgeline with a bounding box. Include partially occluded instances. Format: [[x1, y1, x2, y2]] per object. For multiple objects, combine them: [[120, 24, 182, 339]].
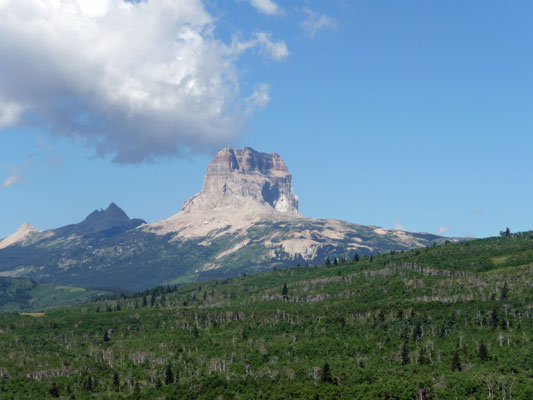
[[0, 232, 531, 399], [0, 148, 453, 291]]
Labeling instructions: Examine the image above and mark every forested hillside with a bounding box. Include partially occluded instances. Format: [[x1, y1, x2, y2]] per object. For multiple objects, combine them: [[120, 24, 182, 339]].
[[0, 277, 107, 312], [0, 232, 532, 399]]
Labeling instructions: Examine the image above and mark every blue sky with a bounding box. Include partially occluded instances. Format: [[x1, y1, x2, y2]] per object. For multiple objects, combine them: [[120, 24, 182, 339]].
[[1, 0, 532, 239]]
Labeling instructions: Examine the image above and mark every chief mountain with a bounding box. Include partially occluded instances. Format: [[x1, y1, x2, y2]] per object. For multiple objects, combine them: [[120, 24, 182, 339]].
[[0, 148, 451, 290]]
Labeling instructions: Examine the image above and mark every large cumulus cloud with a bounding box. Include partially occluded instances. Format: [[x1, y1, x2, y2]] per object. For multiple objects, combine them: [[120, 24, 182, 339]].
[[0, 0, 287, 162]]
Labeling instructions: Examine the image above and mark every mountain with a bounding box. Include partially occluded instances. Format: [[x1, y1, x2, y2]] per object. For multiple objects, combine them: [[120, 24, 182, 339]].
[[0, 232, 531, 398], [0, 148, 456, 291]]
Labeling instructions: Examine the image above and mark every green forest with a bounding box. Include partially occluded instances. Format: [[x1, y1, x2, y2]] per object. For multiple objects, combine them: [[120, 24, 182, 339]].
[[0, 232, 532, 399]]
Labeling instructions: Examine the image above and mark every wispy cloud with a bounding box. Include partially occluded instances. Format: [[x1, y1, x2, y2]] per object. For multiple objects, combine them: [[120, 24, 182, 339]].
[[232, 32, 289, 62], [394, 221, 406, 231], [37, 138, 63, 167], [0, 164, 26, 189], [437, 225, 453, 235], [0, 0, 287, 163], [249, 0, 283, 16], [300, 7, 338, 38], [246, 83, 271, 113]]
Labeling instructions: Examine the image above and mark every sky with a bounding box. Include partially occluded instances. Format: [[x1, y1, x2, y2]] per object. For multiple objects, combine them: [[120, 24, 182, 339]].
[[1, 0, 532, 240]]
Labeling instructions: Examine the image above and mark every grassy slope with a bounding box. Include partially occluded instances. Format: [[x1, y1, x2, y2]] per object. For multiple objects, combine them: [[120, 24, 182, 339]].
[[0, 232, 531, 399], [0, 277, 107, 312]]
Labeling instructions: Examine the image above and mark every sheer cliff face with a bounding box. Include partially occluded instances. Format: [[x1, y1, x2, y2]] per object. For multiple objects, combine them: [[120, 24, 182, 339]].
[[182, 148, 299, 214]]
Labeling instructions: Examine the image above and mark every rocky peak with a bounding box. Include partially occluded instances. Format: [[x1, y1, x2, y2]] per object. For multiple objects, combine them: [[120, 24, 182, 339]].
[[52, 203, 146, 237], [182, 147, 299, 214], [0, 223, 39, 249]]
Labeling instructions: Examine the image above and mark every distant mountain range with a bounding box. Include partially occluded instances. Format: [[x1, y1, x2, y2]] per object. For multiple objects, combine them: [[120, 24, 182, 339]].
[[0, 148, 454, 291]]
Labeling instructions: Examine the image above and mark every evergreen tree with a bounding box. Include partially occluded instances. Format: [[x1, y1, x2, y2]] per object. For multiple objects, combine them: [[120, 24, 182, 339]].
[[281, 283, 289, 300], [491, 307, 499, 329], [501, 281, 509, 300], [49, 382, 60, 398], [397, 309, 403, 320], [478, 340, 488, 362], [142, 296, 147, 307], [413, 323, 422, 342], [165, 363, 174, 385], [418, 347, 429, 365], [401, 342, 409, 365], [451, 351, 462, 371], [113, 372, 120, 391], [320, 362, 334, 383], [103, 330, 110, 342], [325, 257, 331, 267], [354, 253, 360, 262], [84, 375, 93, 392]]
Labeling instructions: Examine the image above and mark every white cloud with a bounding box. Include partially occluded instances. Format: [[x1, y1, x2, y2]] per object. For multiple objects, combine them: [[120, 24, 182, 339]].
[[231, 32, 289, 62], [249, 0, 283, 16], [0, 0, 287, 163], [0, 164, 26, 188], [254, 32, 290, 61], [300, 7, 338, 38], [246, 83, 271, 112], [437, 225, 453, 235]]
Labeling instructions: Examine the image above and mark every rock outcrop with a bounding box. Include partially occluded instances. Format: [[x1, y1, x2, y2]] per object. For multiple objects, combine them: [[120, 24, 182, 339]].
[[183, 147, 298, 214]]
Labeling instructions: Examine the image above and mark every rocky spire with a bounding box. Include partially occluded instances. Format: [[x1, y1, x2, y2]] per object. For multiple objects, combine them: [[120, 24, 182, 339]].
[[182, 147, 299, 214]]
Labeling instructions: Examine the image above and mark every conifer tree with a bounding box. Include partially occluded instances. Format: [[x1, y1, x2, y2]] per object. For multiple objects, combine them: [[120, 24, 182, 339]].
[[354, 253, 360, 262], [104, 330, 110, 342], [84, 375, 93, 392], [413, 323, 422, 342], [401, 342, 409, 365], [321, 362, 334, 383], [501, 281, 509, 300], [165, 363, 174, 385], [418, 347, 429, 365], [282, 283, 289, 300], [491, 307, 499, 329], [451, 351, 462, 371], [49, 382, 60, 398], [478, 340, 488, 362], [113, 372, 120, 391]]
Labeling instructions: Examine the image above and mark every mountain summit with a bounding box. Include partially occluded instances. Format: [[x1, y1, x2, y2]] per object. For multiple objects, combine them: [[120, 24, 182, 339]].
[[53, 203, 145, 238], [183, 147, 299, 214]]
